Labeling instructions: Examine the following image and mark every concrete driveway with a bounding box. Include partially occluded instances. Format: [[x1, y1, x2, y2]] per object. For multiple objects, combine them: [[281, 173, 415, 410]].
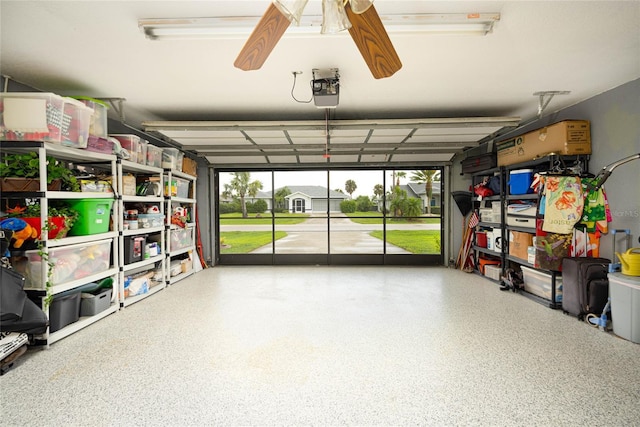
[[221, 215, 441, 254]]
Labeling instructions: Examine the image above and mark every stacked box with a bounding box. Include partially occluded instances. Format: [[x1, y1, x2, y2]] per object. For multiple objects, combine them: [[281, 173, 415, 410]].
[[67, 198, 114, 236], [111, 134, 142, 163], [80, 288, 112, 317], [0, 93, 64, 141], [146, 145, 163, 168], [497, 120, 591, 166], [509, 230, 533, 260], [75, 97, 108, 138], [25, 239, 112, 288], [521, 266, 562, 302]]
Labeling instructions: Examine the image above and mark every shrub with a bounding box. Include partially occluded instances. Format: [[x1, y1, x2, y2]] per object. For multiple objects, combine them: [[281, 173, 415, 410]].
[[340, 200, 356, 213], [247, 199, 268, 213], [219, 201, 240, 214], [355, 195, 372, 212]]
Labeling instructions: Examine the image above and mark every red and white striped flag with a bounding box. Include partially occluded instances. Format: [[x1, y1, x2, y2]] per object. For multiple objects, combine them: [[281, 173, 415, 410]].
[[468, 210, 479, 228]]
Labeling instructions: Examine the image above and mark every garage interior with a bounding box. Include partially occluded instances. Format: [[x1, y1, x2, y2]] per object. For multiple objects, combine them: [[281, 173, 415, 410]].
[[1, 1, 639, 425]]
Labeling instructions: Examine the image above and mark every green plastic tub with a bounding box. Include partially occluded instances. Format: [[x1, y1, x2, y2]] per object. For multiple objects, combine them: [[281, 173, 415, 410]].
[[67, 198, 114, 236]]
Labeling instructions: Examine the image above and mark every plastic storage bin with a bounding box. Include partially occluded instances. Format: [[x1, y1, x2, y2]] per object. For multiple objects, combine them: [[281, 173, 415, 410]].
[[169, 228, 193, 251], [0, 92, 65, 142], [85, 135, 114, 154], [521, 266, 562, 302], [138, 139, 148, 166], [75, 97, 108, 138], [25, 239, 113, 288], [49, 292, 81, 332], [124, 236, 146, 264], [59, 97, 93, 148], [138, 213, 164, 228], [162, 148, 180, 169], [67, 198, 114, 236], [509, 169, 534, 195], [608, 273, 640, 343], [176, 177, 190, 198], [111, 134, 142, 163], [146, 144, 163, 168], [80, 287, 112, 317]]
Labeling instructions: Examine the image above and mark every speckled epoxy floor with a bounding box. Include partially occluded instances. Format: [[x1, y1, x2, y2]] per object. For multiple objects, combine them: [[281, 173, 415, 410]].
[[1, 266, 639, 426]]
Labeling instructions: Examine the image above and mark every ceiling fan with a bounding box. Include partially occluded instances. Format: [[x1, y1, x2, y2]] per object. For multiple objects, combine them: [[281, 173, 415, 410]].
[[234, 0, 402, 79]]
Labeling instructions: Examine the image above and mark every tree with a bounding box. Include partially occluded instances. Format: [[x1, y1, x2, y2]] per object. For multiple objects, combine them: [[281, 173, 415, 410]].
[[395, 171, 406, 187], [345, 179, 357, 199], [355, 195, 371, 212], [410, 170, 441, 215], [389, 186, 407, 217], [373, 183, 384, 212], [222, 172, 263, 218], [274, 186, 291, 212], [373, 184, 384, 199], [405, 198, 423, 219]]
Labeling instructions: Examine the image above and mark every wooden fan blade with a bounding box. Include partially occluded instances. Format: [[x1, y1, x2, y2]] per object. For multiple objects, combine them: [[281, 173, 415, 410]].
[[234, 3, 292, 71], [345, 4, 402, 79]]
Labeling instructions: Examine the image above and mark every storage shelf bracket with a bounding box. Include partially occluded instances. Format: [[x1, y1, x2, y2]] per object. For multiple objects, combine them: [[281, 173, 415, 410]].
[[100, 97, 127, 122], [533, 91, 570, 118]]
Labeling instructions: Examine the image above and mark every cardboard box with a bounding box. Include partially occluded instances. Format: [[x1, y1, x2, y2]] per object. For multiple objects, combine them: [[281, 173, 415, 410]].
[[509, 230, 534, 260], [497, 120, 591, 166], [485, 264, 502, 281], [182, 157, 197, 176]]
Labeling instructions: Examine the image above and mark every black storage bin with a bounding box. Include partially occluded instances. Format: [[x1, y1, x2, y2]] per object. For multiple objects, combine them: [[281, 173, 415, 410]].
[[49, 292, 81, 332], [461, 153, 497, 174], [124, 235, 146, 264]]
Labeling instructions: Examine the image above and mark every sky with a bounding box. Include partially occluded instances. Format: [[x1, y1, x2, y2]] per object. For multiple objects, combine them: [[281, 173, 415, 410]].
[[219, 169, 436, 198]]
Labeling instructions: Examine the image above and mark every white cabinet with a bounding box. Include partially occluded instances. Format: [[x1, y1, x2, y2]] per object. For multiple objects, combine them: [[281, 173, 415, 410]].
[[0, 141, 119, 345], [117, 159, 166, 306], [163, 168, 197, 284]]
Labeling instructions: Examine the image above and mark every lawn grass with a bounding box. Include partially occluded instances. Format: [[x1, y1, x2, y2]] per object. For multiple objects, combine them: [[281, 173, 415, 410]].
[[369, 230, 441, 254], [220, 212, 308, 225], [220, 231, 287, 253], [345, 211, 441, 225]]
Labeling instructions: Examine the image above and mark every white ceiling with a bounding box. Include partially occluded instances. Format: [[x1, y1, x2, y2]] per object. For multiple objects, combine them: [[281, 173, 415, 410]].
[[1, 1, 639, 166]]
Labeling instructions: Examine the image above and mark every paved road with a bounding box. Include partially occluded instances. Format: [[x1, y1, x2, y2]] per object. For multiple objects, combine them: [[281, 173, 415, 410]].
[[220, 215, 441, 254]]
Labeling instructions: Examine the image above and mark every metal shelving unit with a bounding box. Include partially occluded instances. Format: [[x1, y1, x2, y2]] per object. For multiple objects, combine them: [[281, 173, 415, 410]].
[[163, 168, 197, 285], [1, 141, 120, 345], [117, 159, 166, 307]]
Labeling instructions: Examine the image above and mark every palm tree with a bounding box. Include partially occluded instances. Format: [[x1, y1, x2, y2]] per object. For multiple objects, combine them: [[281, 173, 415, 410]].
[[410, 170, 441, 215], [395, 171, 406, 187], [345, 179, 357, 199], [222, 172, 263, 218], [274, 186, 291, 212], [373, 183, 384, 212]]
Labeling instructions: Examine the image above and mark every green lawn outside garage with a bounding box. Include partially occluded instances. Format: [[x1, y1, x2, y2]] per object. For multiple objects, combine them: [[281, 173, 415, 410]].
[[220, 213, 309, 225], [345, 212, 441, 225], [220, 231, 287, 253], [370, 230, 441, 254]]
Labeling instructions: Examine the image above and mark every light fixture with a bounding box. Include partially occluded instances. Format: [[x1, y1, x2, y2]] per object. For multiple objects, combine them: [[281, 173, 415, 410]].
[[138, 13, 500, 40], [273, 0, 309, 24], [320, 0, 352, 34], [349, 0, 374, 14]]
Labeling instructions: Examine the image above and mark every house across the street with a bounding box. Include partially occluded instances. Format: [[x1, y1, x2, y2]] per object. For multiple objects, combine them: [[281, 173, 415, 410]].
[[250, 186, 350, 213]]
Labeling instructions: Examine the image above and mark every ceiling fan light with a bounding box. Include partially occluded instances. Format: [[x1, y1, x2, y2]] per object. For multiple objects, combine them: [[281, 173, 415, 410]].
[[321, 0, 352, 34], [349, 0, 374, 14], [273, 0, 309, 24]]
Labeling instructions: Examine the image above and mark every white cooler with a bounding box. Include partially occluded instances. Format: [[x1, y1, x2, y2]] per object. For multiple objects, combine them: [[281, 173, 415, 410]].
[[608, 273, 640, 343]]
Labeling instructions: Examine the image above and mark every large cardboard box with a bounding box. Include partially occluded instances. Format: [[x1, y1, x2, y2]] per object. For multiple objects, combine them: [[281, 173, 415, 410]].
[[497, 120, 591, 166], [509, 230, 534, 260]]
